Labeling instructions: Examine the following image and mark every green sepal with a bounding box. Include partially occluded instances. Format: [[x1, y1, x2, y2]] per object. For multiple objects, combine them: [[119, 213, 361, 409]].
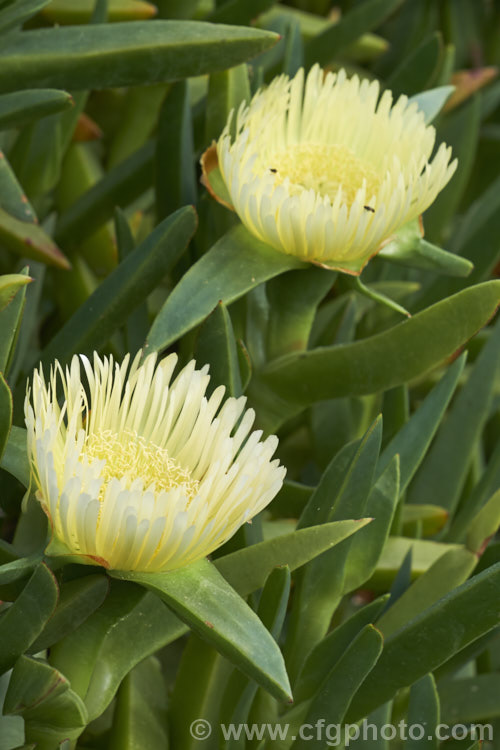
[[378, 219, 473, 277]]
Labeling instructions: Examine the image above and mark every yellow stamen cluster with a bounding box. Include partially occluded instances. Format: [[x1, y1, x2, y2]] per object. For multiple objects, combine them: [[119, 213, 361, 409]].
[[84, 428, 199, 500], [269, 143, 381, 207]]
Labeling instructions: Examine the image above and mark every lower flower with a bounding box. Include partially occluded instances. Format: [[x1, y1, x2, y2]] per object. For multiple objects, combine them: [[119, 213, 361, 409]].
[[25, 352, 285, 572]]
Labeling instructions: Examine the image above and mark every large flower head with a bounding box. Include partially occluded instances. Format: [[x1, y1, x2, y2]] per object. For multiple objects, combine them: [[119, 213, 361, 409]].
[[215, 65, 457, 274], [25, 352, 285, 572]]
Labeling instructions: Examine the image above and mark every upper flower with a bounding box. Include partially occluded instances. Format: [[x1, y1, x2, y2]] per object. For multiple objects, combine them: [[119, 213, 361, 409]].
[[25, 352, 285, 572], [215, 65, 457, 274]]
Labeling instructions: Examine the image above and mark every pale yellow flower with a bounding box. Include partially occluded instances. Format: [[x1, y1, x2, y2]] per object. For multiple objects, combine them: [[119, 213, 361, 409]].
[[25, 352, 285, 572], [215, 65, 457, 274]]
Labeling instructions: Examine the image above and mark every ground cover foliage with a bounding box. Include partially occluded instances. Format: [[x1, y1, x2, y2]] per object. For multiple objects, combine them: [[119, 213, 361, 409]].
[[0, 0, 500, 748]]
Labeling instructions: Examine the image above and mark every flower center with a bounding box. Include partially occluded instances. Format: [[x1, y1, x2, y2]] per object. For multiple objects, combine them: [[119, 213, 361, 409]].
[[268, 143, 381, 206], [84, 429, 199, 498]]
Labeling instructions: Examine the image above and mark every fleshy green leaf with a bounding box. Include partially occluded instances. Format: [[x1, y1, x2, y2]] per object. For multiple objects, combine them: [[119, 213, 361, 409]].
[[401, 505, 449, 537], [195, 302, 243, 397], [108, 656, 168, 750], [343, 455, 400, 593], [0, 207, 70, 270], [0, 274, 32, 314], [205, 63, 251, 145], [9, 87, 88, 200], [424, 95, 481, 242], [0, 564, 58, 676], [49, 581, 184, 721], [285, 419, 382, 679], [4, 655, 88, 747], [40, 205, 197, 366], [376, 548, 477, 638], [216, 519, 372, 598], [405, 675, 440, 750], [366, 537, 463, 592], [55, 142, 154, 246], [0, 0, 50, 34], [466, 488, 500, 555], [42, 0, 158, 24], [145, 224, 305, 355], [0, 672, 24, 750], [110, 557, 292, 702], [219, 567, 291, 750], [387, 32, 442, 96], [108, 84, 166, 170], [265, 267, 334, 360], [0, 150, 36, 223], [0, 372, 12, 462], [0, 22, 279, 93], [0, 269, 29, 375], [347, 561, 500, 721], [208, 0, 276, 25], [447, 441, 500, 543], [0, 425, 30, 487], [291, 626, 383, 750], [55, 142, 117, 275], [0, 553, 41, 587], [439, 674, 500, 723], [294, 595, 389, 704], [304, 0, 403, 68], [377, 353, 465, 494], [0, 89, 73, 131], [408, 317, 500, 516], [29, 574, 109, 653], [155, 81, 196, 221], [260, 281, 500, 408], [169, 634, 234, 750]]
